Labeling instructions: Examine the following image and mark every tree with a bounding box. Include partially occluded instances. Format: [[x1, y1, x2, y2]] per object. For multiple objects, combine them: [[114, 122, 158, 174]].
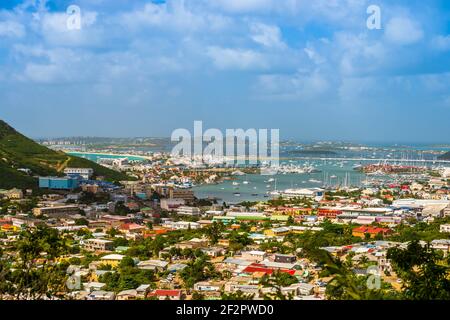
[[307, 249, 399, 300], [75, 218, 89, 226], [259, 271, 297, 300], [204, 222, 225, 245], [6, 226, 70, 299], [119, 256, 135, 268], [387, 240, 450, 300], [179, 254, 218, 288]]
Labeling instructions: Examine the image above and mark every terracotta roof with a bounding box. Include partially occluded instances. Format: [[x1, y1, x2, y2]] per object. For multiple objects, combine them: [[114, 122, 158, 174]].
[[149, 289, 181, 297]]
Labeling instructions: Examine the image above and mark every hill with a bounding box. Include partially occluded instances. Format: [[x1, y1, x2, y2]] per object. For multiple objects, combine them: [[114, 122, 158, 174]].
[[438, 151, 450, 160], [0, 119, 133, 190]]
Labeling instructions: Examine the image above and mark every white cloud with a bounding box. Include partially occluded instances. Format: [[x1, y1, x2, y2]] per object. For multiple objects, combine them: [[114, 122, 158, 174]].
[[250, 23, 286, 49], [431, 35, 450, 51], [120, 1, 230, 33], [254, 70, 329, 100], [212, 0, 274, 13], [207, 46, 267, 70], [385, 17, 424, 45], [0, 20, 25, 38]]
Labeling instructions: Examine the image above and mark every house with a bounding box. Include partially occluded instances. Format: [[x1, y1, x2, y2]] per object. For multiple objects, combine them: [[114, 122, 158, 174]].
[[136, 284, 151, 297], [274, 254, 296, 264], [147, 289, 181, 300], [242, 263, 296, 276], [264, 227, 291, 237], [160, 198, 185, 210], [83, 282, 106, 292], [1, 224, 20, 232], [163, 221, 200, 230], [201, 247, 226, 257], [352, 226, 392, 239], [116, 289, 139, 300], [137, 260, 169, 271], [175, 238, 208, 250], [33, 205, 80, 217], [194, 281, 224, 292], [224, 283, 259, 295], [86, 290, 115, 300], [6, 188, 23, 199], [119, 223, 146, 233], [100, 254, 125, 267], [440, 224, 450, 233], [176, 206, 201, 216], [297, 283, 315, 296], [83, 239, 114, 252], [430, 239, 450, 254], [240, 250, 267, 262]]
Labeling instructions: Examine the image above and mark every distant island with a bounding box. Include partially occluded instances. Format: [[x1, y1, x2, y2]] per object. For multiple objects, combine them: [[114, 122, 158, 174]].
[[287, 149, 338, 157]]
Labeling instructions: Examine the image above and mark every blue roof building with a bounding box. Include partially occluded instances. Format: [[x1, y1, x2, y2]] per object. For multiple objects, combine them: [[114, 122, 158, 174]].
[[39, 176, 80, 190]]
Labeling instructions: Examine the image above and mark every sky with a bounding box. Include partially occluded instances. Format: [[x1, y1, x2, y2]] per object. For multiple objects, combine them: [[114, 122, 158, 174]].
[[1, 0, 450, 143]]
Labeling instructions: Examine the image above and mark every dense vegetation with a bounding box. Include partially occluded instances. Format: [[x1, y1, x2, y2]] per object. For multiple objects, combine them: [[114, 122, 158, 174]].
[[0, 119, 133, 189]]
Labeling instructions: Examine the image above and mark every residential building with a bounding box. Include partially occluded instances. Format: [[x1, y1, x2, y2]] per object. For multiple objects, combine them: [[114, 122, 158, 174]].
[[83, 239, 114, 252], [64, 168, 94, 179], [176, 206, 201, 216], [33, 205, 80, 217], [352, 226, 392, 239]]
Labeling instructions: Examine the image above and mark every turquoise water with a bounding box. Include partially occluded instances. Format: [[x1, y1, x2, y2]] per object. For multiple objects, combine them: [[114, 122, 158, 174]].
[[67, 152, 146, 162], [193, 159, 367, 204]]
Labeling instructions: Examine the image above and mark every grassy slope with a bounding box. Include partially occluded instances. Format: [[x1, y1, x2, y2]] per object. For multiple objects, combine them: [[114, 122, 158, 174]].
[[0, 120, 133, 189]]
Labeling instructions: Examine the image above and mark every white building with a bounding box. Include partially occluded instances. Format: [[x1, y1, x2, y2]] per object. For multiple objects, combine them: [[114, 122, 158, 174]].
[[280, 188, 324, 200], [160, 198, 185, 210], [176, 206, 201, 216], [240, 250, 267, 262], [64, 168, 94, 179], [162, 221, 201, 230], [440, 224, 450, 233]]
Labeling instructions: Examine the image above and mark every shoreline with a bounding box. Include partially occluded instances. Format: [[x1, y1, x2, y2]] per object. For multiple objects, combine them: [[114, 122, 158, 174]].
[[65, 151, 151, 161]]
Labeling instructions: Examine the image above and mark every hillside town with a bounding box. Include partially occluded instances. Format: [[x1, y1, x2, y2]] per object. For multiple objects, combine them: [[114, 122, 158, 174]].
[[1, 158, 450, 300]]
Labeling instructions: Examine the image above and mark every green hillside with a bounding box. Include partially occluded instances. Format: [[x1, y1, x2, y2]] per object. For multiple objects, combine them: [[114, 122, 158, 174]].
[[0, 119, 133, 189]]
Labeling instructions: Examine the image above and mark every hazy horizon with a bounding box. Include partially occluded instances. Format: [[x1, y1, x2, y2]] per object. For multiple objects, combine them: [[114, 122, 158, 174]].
[[2, 0, 450, 142]]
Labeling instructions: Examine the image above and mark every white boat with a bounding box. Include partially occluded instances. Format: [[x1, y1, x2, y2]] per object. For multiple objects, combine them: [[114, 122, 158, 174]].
[[243, 181, 249, 185], [308, 179, 322, 183], [232, 182, 240, 186]]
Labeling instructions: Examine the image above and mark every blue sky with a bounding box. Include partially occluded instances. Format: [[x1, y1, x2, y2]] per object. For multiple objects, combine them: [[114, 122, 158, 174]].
[[1, 0, 450, 142]]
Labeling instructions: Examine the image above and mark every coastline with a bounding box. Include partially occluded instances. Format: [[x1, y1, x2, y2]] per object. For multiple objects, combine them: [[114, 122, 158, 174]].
[[65, 151, 151, 161]]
